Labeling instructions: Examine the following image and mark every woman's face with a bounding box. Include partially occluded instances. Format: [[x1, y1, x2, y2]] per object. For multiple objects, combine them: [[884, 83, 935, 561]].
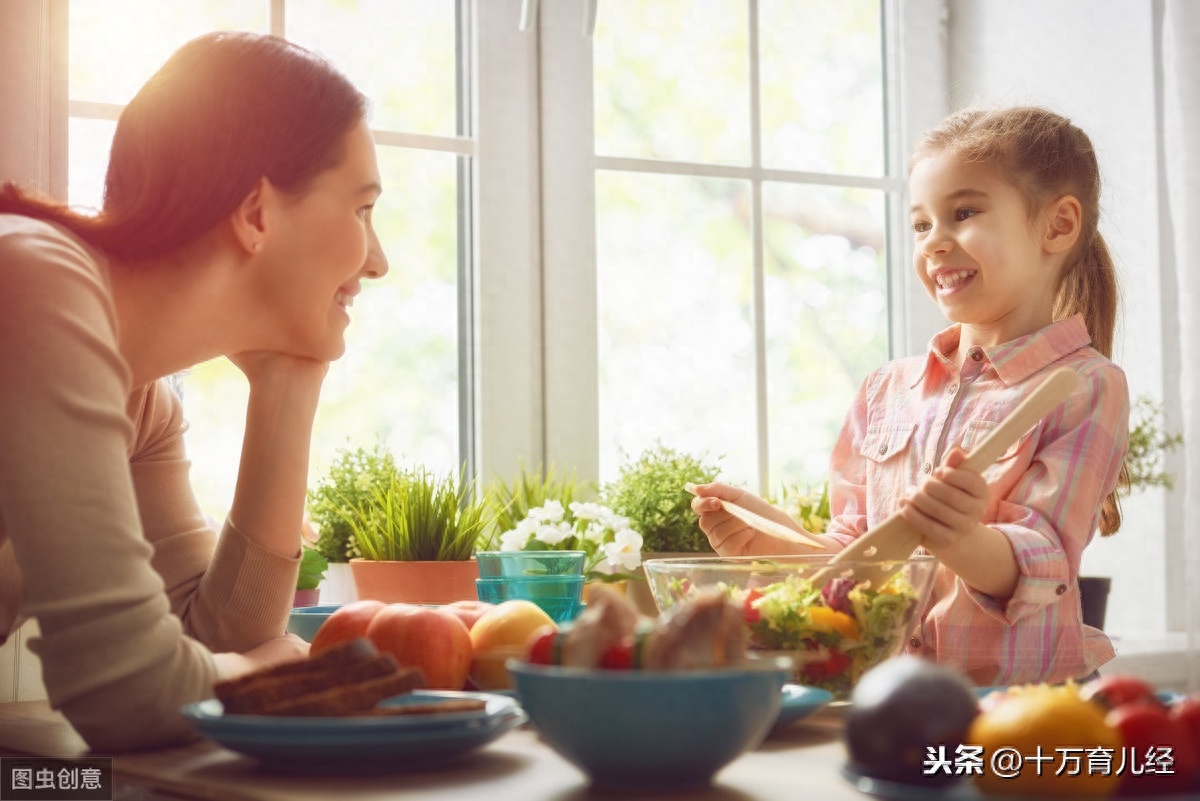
[[255, 118, 388, 361]]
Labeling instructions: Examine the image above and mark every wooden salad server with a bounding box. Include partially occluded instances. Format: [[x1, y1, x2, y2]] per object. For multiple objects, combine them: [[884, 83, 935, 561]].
[[809, 365, 1080, 590], [683, 483, 826, 549]]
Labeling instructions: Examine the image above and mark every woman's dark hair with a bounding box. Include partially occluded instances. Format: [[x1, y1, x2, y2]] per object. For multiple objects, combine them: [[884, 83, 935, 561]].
[[1, 31, 368, 261]]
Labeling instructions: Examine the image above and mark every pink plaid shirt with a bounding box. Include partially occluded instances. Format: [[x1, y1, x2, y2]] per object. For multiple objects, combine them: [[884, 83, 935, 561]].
[[824, 314, 1128, 685]]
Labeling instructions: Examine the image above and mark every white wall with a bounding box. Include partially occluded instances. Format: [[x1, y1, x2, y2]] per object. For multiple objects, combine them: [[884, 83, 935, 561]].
[[944, 0, 1169, 636]]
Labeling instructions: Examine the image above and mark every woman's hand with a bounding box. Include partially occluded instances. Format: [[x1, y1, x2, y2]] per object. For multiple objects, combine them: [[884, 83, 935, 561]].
[[213, 633, 311, 681], [227, 350, 329, 389], [691, 483, 823, 557]]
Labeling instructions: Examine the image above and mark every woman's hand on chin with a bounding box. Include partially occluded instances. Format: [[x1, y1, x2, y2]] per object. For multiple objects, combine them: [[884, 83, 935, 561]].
[[228, 351, 330, 389]]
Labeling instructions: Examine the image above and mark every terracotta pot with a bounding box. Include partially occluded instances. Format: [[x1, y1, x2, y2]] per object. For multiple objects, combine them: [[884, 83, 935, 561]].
[[627, 551, 714, 616], [349, 558, 480, 605], [292, 588, 321, 608]]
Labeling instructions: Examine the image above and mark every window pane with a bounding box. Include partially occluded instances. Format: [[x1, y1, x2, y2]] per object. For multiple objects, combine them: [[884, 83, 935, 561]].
[[594, 0, 749, 165], [69, 1, 267, 106], [596, 171, 755, 486], [286, 0, 458, 137], [762, 183, 887, 490], [759, 0, 883, 176], [181, 146, 460, 519], [67, 118, 115, 210]]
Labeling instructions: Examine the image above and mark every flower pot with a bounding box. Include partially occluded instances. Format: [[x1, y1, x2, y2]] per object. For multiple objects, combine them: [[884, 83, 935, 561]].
[[1079, 576, 1111, 630], [350, 558, 480, 605], [292, 588, 321, 608], [318, 561, 358, 605], [626, 551, 712, 616]]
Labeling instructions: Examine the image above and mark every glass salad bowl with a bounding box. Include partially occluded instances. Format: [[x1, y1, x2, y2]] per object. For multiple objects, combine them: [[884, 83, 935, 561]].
[[642, 554, 939, 700]]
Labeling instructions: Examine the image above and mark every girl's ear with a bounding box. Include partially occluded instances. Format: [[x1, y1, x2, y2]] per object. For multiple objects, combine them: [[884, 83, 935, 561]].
[[228, 177, 270, 256], [1043, 195, 1082, 254]]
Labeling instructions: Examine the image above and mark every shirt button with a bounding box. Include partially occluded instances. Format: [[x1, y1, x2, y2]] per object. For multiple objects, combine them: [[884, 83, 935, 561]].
[[970, 349, 983, 362], [948, 384, 958, 394], [878, 444, 888, 455], [1055, 584, 1067, 596], [922, 462, 932, 474], [909, 637, 921, 648]]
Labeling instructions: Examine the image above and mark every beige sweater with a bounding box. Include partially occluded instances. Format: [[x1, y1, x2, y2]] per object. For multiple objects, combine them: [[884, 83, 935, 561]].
[[0, 214, 300, 751]]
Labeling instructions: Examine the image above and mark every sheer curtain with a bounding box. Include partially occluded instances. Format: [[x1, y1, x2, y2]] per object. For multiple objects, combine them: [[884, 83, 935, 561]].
[[1162, 0, 1200, 692]]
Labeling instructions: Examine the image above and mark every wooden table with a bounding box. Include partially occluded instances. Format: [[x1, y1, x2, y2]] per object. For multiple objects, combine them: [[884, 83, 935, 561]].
[[0, 701, 872, 800]]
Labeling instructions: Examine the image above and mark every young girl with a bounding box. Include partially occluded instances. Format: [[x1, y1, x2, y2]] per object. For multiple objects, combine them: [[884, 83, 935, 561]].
[[692, 106, 1128, 687], [0, 33, 387, 750]]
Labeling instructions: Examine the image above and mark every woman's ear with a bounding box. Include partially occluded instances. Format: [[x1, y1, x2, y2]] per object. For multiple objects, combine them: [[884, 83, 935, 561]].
[[1043, 195, 1082, 254], [228, 177, 270, 256]]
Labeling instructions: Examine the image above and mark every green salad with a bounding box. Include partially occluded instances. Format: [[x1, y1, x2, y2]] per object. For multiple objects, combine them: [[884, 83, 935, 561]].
[[667, 570, 920, 698]]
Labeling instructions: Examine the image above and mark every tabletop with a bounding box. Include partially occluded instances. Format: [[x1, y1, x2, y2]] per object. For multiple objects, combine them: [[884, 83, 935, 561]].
[[0, 700, 873, 801]]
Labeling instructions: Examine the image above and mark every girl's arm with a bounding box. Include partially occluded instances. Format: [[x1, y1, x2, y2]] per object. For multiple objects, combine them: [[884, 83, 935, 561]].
[[691, 483, 842, 556]]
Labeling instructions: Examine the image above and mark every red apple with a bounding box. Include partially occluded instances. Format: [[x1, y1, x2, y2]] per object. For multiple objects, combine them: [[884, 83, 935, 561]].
[[310, 600, 385, 656], [444, 600, 495, 631], [366, 604, 473, 690]]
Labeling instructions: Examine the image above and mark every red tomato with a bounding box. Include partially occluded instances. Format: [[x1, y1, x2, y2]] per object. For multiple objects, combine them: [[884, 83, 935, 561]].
[[1080, 674, 1161, 711], [743, 588, 764, 625], [801, 649, 850, 681], [526, 626, 561, 665], [599, 638, 634, 670], [1169, 696, 1200, 760], [1107, 701, 1198, 795]]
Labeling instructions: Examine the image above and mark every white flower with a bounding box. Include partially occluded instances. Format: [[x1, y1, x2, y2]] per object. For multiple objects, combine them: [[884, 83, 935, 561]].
[[569, 501, 607, 521], [534, 521, 573, 546], [529, 501, 565, 523], [514, 517, 538, 536], [602, 528, 643, 571], [583, 521, 609, 545], [600, 509, 630, 531], [500, 528, 530, 551]]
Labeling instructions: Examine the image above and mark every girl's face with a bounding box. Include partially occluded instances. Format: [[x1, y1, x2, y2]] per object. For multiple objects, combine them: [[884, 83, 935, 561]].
[[255, 118, 388, 360], [909, 152, 1060, 347]]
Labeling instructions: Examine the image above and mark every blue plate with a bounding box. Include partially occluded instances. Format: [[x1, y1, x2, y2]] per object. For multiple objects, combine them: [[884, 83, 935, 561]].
[[774, 683, 834, 727], [180, 690, 525, 770], [974, 686, 1183, 706], [842, 764, 1199, 800]]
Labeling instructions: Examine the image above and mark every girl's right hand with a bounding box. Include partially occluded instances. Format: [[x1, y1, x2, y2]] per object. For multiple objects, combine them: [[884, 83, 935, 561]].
[[691, 483, 815, 557], [214, 634, 311, 681]]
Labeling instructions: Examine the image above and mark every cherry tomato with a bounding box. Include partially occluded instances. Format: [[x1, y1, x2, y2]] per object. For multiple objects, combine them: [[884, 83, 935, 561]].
[[801, 649, 851, 681], [743, 588, 764, 625], [1107, 701, 1198, 795], [525, 625, 562, 665], [599, 638, 634, 670], [1080, 674, 1161, 711]]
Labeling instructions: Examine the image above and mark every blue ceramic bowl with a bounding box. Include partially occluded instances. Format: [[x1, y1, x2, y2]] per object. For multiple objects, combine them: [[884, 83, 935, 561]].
[[286, 604, 342, 643], [475, 575, 585, 623], [508, 660, 790, 788], [475, 550, 586, 578]]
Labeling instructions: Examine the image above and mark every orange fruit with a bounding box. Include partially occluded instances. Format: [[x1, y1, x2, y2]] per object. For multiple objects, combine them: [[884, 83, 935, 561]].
[[968, 684, 1121, 797], [468, 600, 555, 690]]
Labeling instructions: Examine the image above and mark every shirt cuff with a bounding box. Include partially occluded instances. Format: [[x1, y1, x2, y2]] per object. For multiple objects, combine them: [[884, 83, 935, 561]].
[[965, 523, 1069, 624]]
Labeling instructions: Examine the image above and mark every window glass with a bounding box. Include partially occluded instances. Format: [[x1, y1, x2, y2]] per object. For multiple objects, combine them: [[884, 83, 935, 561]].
[[593, 0, 750, 165], [759, 0, 884, 175], [66, 118, 115, 209], [286, 0, 458, 137], [69, 1, 266, 106], [595, 171, 757, 485], [762, 183, 888, 489]]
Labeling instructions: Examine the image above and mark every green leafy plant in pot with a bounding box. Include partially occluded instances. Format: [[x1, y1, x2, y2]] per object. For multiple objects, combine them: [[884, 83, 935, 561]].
[[601, 441, 722, 614], [293, 547, 328, 608], [479, 462, 591, 551], [334, 456, 492, 605]]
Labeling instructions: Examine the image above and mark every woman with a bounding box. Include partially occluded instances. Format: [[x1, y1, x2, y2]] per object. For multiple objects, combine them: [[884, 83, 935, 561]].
[[0, 31, 388, 751]]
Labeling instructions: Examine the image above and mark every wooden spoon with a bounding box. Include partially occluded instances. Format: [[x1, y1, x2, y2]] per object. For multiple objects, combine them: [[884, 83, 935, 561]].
[[683, 483, 825, 549], [809, 366, 1080, 590]]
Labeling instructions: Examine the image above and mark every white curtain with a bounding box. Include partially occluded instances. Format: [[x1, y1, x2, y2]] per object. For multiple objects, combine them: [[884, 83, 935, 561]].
[[1162, 0, 1200, 692]]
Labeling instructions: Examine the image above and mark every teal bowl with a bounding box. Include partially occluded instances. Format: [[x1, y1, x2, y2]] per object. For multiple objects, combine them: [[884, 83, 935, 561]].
[[475, 550, 586, 578], [286, 604, 342, 643], [508, 660, 790, 788]]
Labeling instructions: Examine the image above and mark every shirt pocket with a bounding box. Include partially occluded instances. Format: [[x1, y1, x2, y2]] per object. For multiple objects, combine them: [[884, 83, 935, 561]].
[[861, 423, 917, 465], [960, 420, 1037, 463]]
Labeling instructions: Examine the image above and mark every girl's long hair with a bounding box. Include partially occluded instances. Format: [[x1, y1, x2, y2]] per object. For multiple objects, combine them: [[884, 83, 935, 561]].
[[911, 106, 1127, 535], [1, 31, 368, 262]]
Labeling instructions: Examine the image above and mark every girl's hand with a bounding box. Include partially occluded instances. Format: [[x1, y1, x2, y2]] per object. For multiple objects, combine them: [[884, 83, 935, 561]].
[[691, 483, 819, 557], [213, 634, 311, 681], [898, 446, 988, 549], [228, 350, 329, 388]]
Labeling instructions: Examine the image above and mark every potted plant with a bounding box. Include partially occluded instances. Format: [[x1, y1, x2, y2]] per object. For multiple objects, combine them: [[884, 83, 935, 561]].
[[496, 500, 645, 585], [340, 462, 491, 605], [293, 547, 328, 608], [480, 462, 589, 550], [601, 442, 722, 614], [306, 443, 400, 603]]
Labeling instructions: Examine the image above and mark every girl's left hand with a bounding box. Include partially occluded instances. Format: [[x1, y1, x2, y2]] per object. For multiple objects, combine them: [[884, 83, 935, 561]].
[[228, 351, 329, 387], [898, 446, 988, 549]]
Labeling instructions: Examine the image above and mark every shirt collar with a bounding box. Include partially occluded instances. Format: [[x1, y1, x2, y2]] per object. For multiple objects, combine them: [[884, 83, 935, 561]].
[[909, 314, 1093, 388]]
